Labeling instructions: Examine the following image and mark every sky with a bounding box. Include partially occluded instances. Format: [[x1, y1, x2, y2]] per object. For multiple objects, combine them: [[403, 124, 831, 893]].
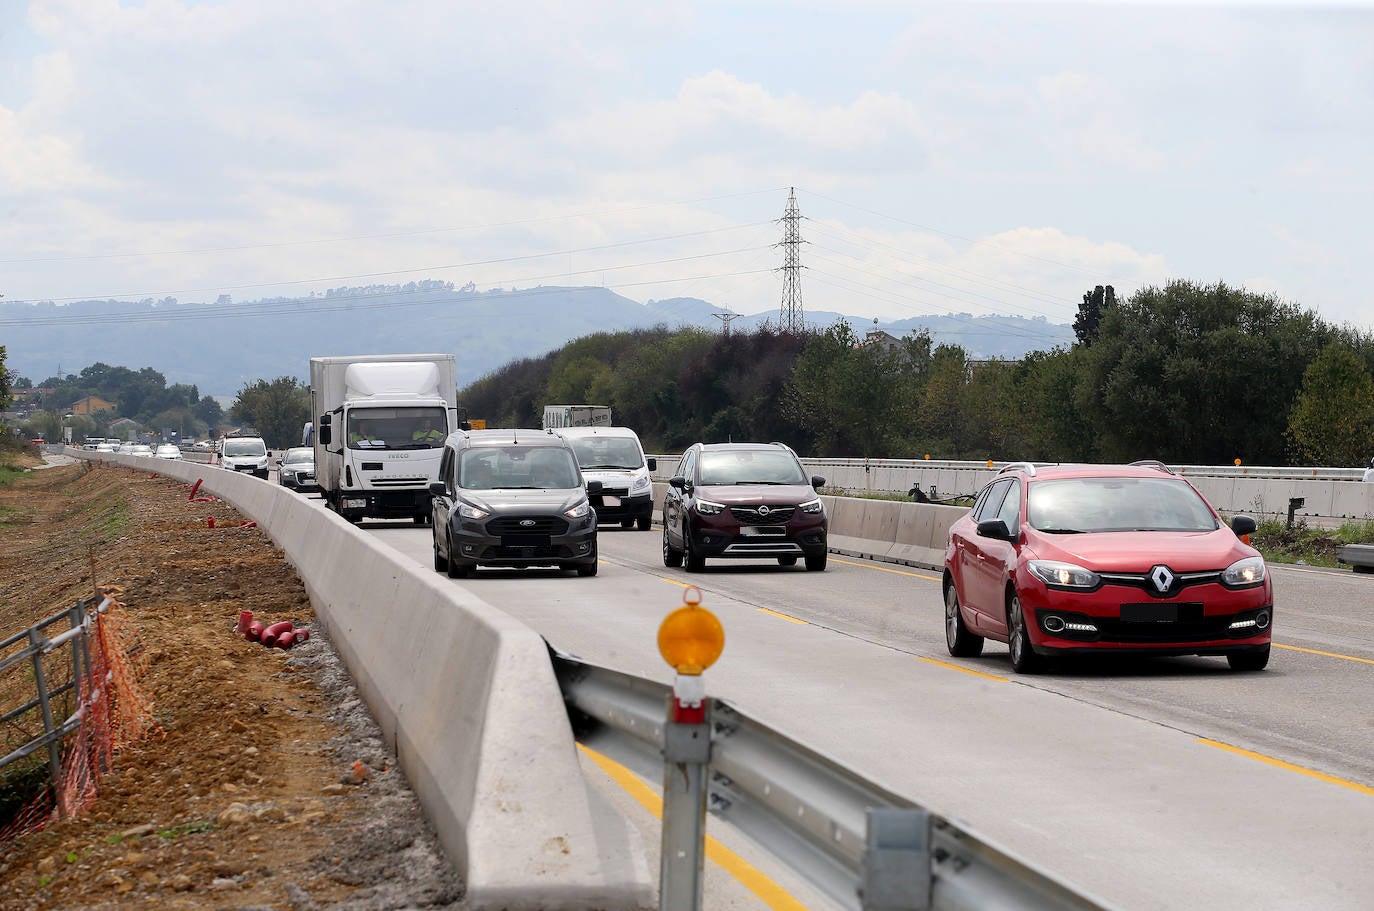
[[2, 0, 1373, 343]]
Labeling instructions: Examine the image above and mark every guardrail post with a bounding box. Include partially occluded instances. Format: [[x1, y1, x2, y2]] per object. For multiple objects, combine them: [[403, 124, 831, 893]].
[[659, 682, 713, 911], [28, 628, 64, 813], [860, 807, 932, 910]]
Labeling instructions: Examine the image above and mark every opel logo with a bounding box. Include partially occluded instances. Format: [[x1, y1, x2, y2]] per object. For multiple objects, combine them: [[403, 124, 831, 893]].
[[757, 505, 770, 516], [1150, 565, 1174, 594], [519, 519, 536, 527]]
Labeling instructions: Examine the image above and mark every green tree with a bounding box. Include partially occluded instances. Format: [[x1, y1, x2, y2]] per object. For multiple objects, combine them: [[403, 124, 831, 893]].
[[1286, 344, 1374, 466], [1074, 285, 1116, 347], [0, 346, 11, 413], [916, 344, 969, 456], [231, 377, 309, 449], [1078, 280, 1330, 464]]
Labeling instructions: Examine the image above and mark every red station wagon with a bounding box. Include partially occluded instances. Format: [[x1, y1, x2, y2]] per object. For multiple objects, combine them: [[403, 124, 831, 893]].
[[943, 461, 1273, 673]]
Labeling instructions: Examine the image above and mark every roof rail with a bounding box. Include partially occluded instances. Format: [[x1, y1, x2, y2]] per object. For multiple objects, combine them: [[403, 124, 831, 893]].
[[1128, 459, 1176, 475], [996, 461, 1037, 477]]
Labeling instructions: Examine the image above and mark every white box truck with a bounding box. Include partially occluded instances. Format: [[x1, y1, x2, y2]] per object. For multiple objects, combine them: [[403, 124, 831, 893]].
[[542, 404, 612, 430], [310, 354, 458, 524]]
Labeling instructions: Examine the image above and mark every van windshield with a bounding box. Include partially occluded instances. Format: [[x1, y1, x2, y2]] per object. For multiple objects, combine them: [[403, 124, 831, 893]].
[[459, 446, 581, 490], [567, 436, 643, 470], [223, 439, 267, 457]]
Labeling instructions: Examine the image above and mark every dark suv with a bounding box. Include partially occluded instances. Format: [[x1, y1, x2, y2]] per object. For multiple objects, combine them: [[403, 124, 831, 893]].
[[429, 429, 602, 577], [662, 442, 828, 571]]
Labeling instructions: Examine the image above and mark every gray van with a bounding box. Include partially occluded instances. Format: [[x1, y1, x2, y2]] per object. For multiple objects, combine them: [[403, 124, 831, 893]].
[[429, 429, 602, 577]]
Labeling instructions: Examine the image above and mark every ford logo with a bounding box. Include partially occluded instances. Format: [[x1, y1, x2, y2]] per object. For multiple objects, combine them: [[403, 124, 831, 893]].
[[519, 519, 536, 527]]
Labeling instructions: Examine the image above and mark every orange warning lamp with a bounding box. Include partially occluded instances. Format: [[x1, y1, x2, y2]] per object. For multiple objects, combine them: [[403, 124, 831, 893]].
[[658, 586, 724, 675]]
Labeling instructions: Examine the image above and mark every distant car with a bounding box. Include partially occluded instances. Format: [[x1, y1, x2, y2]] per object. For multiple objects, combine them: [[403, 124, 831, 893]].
[[1364, 457, 1374, 483], [95, 442, 118, 453], [661, 441, 828, 572], [154, 443, 183, 460], [943, 461, 1272, 674], [219, 436, 270, 478], [116, 442, 138, 454], [429, 428, 600, 577], [194, 440, 212, 452], [128, 444, 155, 457], [555, 426, 656, 530], [276, 446, 318, 492]]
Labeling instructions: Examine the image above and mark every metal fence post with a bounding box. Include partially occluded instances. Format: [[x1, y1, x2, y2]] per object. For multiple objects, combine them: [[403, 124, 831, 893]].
[[27, 627, 63, 813], [861, 807, 932, 911]]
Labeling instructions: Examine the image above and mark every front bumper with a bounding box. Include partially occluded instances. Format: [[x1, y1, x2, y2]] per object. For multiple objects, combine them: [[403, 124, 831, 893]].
[[449, 515, 597, 568], [688, 517, 828, 560], [338, 489, 430, 518], [590, 490, 653, 523]]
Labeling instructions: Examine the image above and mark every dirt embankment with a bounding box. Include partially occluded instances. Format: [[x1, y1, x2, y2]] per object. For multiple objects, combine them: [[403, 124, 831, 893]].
[[0, 457, 460, 909]]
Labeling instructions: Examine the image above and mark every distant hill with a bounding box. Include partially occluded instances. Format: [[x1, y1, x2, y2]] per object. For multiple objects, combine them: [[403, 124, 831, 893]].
[[2, 284, 1072, 396]]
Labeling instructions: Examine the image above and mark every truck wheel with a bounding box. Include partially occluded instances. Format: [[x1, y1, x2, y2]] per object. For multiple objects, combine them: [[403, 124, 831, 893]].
[[636, 515, 651, 531]]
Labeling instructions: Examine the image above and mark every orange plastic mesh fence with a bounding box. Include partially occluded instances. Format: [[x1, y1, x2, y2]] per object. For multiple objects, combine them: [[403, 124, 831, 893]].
[[0, 595, 162, 845]]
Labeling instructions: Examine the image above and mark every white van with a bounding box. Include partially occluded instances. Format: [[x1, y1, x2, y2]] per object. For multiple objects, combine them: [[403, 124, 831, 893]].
[[219, 435, 270, 478], [555, 426, 656, 530]]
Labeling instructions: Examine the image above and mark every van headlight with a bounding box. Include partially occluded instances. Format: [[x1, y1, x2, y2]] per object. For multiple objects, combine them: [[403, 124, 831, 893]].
[[1028, 560, 1100, 589], [1222, 556, 1266, 587], [565, 501, 592, 519], [631, 475, 651, 492], [458, 503, 489, 520], [799, 498, 823, 514]]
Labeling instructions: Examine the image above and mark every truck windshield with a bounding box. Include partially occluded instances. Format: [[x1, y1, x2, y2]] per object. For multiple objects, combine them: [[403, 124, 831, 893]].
[[346, 407, 447, 450]]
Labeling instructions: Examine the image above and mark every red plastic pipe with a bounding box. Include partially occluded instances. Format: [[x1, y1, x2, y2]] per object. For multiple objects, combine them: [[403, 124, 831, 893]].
[[188, 478, 203, 500], [245, 620, 264, 642], [261, 620, 294, 648], [236, 610, 254, 635]]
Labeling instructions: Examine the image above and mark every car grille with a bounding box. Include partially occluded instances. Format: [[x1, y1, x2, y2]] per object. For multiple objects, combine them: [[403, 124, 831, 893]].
[[729, 505, 795, 524], [488, 516, 570, 535], [1098, 570, 1222, 596], [369, 477, 429, 487]]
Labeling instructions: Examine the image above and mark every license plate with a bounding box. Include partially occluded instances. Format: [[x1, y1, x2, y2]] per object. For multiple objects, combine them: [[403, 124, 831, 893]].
[[1121, 603, 1178, 623], [601, 495, 621, 506], [501, 534, 551, 547], [344, 498, 367, 509]]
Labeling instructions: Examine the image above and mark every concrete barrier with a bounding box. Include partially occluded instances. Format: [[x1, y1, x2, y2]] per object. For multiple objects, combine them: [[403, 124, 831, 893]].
[[79, 452, 652, 911]]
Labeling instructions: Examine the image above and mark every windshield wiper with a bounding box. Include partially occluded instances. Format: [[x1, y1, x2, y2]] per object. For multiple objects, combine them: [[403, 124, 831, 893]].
[[581, 464, 633, 470], [1041, 528, 1086, 534]]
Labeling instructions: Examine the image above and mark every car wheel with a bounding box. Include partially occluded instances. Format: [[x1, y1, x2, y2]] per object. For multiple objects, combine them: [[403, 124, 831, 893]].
[[637, 515, 651, 531], [445, 534, 462, 579], [662, 522, 683, 568], [684, 525, 705, 572], [944, 584, 985, 658], [620, 518, 634, 529], [414, 514, 428, 526], [1227, 645, 1270, 671], [804, 552, 827, 572], [778, 556, 798, 566], [1007, 592, 1041, 674], [433, 532, 448, 573], [577, 560, 599, 577]]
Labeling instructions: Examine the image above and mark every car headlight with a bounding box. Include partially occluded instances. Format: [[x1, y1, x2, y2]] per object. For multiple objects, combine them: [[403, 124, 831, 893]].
[[1028, 560, 1101, 589], [631, 475, 651, 492], [565, 501, 592, 519], [458, 502, 489, 520], [1222, 555, 1266, 587], [694, 498, 726, 516], [799, 497, 823, 514]]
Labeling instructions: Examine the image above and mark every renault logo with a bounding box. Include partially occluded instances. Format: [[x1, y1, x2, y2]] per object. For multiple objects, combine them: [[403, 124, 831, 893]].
[[1150, 565, 1174, 594], [519, 519, 536, 527], [757, 505, 770, 516]]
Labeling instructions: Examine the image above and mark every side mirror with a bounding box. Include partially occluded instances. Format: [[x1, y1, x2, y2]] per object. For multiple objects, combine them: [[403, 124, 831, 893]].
[[646, 457, 657, 471], [1231, 515, 1257, 536], [976, 519, 1013, 542], [586, 480, 603, 495], [668, 476, 687, 491], [811, 476, 826, 489], [428, 481, 446, 497]]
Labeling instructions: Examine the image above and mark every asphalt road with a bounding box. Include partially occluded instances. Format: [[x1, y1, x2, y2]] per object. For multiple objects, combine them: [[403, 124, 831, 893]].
[[352, 514, 1374, 911]]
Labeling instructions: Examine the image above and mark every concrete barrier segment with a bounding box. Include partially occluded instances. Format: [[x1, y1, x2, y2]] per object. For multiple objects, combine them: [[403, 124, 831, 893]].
[[74, 452, 654, 910]]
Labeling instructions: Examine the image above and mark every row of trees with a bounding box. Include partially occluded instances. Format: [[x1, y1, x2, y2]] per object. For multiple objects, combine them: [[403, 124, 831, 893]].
[[459, 280, 1374, 467]]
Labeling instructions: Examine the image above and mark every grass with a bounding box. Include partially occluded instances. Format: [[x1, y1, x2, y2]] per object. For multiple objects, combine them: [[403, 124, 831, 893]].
[[1249, 518, 1374, 568]]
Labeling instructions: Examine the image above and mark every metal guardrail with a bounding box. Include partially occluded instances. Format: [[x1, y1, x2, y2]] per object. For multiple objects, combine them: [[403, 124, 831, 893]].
[[554, 652, 1112, 911]]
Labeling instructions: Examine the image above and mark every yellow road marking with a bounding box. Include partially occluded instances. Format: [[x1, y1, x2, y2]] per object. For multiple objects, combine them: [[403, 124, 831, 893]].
[[1274, 643, 1374, 666], [918, 656, 1010, 682], [662, 577, 690, 587], [578, 744, 812, 910], [756, 607, 807, 624], [831, 557, 941, 582], [1196, 739, 1374, 796]]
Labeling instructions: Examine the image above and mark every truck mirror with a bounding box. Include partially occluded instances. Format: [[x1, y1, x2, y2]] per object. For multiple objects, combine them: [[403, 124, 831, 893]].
[[319, 425, 331, 445]]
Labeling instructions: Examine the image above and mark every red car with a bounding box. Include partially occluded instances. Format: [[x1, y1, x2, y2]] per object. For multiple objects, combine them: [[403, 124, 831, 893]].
[[943, 461, 1272, 673]]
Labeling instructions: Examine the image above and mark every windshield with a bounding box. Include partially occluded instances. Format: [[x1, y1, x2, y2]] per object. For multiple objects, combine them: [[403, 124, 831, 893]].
[[568, 436, 643, 470], [458, 446, 581, 490], [346, 407, 446, 450], [1027, 477, 1219, 534], [699, 450, 807, 485], [282, 448, 313, 465], [223, 439, 267, 457]]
